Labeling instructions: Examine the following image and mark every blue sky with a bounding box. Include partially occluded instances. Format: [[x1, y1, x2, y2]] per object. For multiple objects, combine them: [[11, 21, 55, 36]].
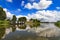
[[0, 0, 60, 22]]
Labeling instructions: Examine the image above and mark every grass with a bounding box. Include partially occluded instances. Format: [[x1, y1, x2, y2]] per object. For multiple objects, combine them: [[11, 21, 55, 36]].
[[0, 20, 10, 28], [55, 21, 60, 28]]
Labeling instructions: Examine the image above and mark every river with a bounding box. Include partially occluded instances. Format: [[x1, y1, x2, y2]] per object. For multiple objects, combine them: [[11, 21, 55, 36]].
[[0, 23, 60, 40]]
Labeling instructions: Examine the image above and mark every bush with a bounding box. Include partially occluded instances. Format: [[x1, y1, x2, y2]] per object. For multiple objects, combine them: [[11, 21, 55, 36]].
[[29, 19, 40, 28]]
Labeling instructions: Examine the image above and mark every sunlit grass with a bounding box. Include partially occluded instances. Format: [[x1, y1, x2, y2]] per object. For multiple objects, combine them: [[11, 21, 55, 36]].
[[55, 21, 60, 28], [0, 20, 10, 28]]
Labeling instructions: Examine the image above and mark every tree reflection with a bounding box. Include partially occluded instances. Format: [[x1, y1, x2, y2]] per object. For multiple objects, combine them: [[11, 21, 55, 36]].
[[0, 28, 5, 40], [18, 24, 26, 29], [27, 19, 40, 28], [12, 27, 16, 32], [17, 23, 40, 29], [10, 25, 16, 32], [29, 23, 40, 28]]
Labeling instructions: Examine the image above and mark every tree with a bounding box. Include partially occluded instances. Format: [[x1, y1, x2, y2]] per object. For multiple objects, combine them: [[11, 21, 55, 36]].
[[12, 15, 16, 22], [30, 19, 40, 23], [18, 17, 27, 22], [11, 15, 16, 26], [29, 19, 40, 28], [0, 7, 6, 20]]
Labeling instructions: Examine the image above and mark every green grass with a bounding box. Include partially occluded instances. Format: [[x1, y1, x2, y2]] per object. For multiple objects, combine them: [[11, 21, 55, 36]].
[[0, 20, 10, 28], [55, 21, 60, 28]]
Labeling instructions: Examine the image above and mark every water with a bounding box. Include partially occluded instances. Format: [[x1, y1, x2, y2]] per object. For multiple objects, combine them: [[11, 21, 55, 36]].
[[0, 23, 60, 40]]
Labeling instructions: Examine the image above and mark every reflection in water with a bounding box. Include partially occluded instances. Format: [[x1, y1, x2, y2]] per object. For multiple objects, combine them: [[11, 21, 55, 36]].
[[0, 23, 60, 40], [29, 23, 40, 28], [2, 31, 48, 40], [11, 27, 16, 32], [0, 28, 5, 40], [18, 24, 26, 29]]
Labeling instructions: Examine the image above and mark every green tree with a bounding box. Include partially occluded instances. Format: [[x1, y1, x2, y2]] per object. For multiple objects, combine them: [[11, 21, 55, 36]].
[[29, 19, 40, 28], [0, 7, 6, 20], [11, 15, 17, 26], [30, 19, 40, 23], [18, 17, 27, 22]]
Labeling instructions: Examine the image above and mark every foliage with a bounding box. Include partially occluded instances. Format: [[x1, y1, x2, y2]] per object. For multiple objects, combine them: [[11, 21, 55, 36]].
[[7, 19, 11, 21], [0, 7, 6, 20], [28, 19, 40, 28], [18, 17, 27, 22], [55, 21, 60, 28], [12, 15, 16, 22], [30, 19, 40, 23], [11, 15, 16, 26], [0, 7, 41, 28]]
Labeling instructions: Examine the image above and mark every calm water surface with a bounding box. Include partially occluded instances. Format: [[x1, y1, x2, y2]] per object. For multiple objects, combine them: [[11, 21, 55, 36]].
[[0, 23, 60, 40]]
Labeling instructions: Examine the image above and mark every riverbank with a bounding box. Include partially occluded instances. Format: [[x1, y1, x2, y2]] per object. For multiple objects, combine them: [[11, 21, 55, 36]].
[[0, 20, 10, 28], [55, 21, 60, 28]]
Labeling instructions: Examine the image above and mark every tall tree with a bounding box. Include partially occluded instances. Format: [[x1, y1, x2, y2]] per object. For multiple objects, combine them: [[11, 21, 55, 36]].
[[11, 15, 16, 25], [12, 15, 16, 22], [0, 7, 6, 20]]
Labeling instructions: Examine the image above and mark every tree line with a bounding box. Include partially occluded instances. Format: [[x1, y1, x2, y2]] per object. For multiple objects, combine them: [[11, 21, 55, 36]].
[[0, 7, 40, 27], [1, 7, 60, 28]]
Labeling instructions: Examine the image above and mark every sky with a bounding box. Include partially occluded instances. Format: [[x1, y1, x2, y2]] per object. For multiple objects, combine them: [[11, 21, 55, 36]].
[[0, 0, 60, 22]]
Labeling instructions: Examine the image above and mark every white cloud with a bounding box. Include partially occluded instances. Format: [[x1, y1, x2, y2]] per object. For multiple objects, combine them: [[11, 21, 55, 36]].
[[13, 9, 21, 14], [3, 8, 13, 20], [25, 3, 33, 9], [6, 0, 12, 2], [17, 9, 21, 11], [21, 1, 25, 6], [56, 7, 60, 9], [27, 10, 56, 22], [3, 8, 60, 22], [16, 10, 60, 22], [25, 0, 52, 9], [16, 15, 28, 21], [16, 15, 25, 18]]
